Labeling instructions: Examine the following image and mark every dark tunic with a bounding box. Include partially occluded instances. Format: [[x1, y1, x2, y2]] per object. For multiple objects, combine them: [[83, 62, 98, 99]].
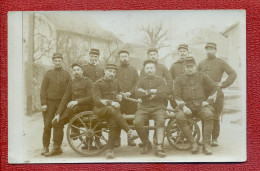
[[135, 75, 168, 107], [40, 68, 71, 105], [197, 57, 237, 88], [170, 59, 185, 80], [82, 63, 104, 83], [117, 64, 139, 95], [57, 76, 93, 114], [174, 72, 217, 109]]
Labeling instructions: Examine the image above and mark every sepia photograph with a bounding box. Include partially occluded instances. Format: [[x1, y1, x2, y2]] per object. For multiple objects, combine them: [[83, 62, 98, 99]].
[[8, 10, 246, 163]]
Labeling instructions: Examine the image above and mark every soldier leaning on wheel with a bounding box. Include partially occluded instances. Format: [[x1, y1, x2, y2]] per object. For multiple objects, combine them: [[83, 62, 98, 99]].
[[134, 59, 168, 158], [114, 49, 139, 147], [174, 56, 218, 155], [197, 42, 237, 147], [92, 63, 138, 159], [44, 63, 93, 157], [40, 53, 71, 156]]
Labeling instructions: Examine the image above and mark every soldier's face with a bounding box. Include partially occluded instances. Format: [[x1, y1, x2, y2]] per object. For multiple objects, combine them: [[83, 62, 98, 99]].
[[178, 48, 188, 59], [72, 66, 83, 78], [52, 58, 63, 68], [148, 51, 159, 62], [119, 53, 129, 65], [144, 63, 156, 76], [89, 54, 99, 64], [105, 69, 116, 80], [185, 64, 196, 75], [206, 47, 217, 58]]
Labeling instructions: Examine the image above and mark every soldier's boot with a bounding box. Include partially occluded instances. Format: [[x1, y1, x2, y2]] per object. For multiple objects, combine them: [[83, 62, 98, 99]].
[[128, 139, 136, 146], [44, 145, 63, 157], [156, 144, 166, 158], [203, 143, 212, 155], [41, 147, 49, 155], [105, 149, 114, 159], [211, 139, 219, 147], [140, 140, 152, 154], [127, 129, 138, 142], [191, 142, 199, 154]]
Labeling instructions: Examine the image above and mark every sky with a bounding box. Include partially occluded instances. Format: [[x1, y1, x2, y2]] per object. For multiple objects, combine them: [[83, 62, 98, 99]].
[[88, 10, 245, 46]]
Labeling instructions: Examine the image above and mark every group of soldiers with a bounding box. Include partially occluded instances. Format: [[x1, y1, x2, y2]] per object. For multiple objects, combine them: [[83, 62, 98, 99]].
[[40, 42, 237, 159]]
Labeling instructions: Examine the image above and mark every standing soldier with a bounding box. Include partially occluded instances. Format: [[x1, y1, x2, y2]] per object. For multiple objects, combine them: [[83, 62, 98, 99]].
[[174, 56, 217, 155], [92, 63, 138, 159], [45, 63, 93, 157], [40, 53, 71, 155], [169, 44, 189, 108], [135, 59, 168, 158], [197, 42, 237, 146], [82, 48, 104, 83], [140, 48, 173, 146], [115, 50, 139, 147]]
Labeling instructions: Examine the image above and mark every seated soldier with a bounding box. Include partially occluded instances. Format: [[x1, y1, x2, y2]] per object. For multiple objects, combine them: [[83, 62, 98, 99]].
[[92, 63, 138, 159], [134, 59, 168, 158], [45, 63, 93, 157], [174, 56, 217, 155]]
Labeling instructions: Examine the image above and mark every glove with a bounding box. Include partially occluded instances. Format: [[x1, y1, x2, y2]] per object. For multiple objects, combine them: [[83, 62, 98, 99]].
[[183, 106, 192, 116], [111, 101, 120, 109], [52, 114, 60, 125]]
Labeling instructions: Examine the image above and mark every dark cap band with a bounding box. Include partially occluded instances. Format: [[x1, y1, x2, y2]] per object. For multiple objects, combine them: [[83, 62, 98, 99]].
[[52, 53, 63, 59], [178, 44, 188, 51], [147, 47, 158, 54], [106, 63, 118, 70], [89, 48, 100, 55], [184, 56, 196, 66], [118, 50, 129, 55], [205, 42, 217, 49], [143, 59, 157, 66], [71, 63, 83, 69]]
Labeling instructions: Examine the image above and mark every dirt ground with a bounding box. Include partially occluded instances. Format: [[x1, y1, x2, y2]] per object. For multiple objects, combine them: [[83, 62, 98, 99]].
[[22, 111, 246, 163]]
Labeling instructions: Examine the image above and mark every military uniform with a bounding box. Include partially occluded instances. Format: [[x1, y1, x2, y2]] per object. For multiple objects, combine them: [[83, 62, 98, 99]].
[[197, 51, 237, 141], [40, 67, 71, 149], [174, 72, 217, 147], [134, 75, 168, 148], [92, 76, 133, 150], [52, 76, 93, 147], [82, 62, 104, 83], [117, 64, 139, 114]]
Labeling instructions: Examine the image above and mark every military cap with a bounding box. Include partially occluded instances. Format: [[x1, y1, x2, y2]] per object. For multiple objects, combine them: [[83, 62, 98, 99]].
[[89, 48, 100, 55], [143, 59, 157, 66], [147, 47, 158, 54], [205, 42, 217, 49], [178, 44, 188, 51], [106, 63, 118, 70], [118, 49, 129, 55], [184, 56, 196, 66], [71, 63, 83, 69], [52, 53, 63, 59]]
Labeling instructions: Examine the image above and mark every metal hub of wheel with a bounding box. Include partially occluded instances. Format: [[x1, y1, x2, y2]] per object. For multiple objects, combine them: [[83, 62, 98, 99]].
[[84, 129, 94, 138]]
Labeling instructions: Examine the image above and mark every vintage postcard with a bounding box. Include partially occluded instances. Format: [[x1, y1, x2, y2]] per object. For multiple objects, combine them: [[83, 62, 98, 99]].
[[8, 10, 246, 163]]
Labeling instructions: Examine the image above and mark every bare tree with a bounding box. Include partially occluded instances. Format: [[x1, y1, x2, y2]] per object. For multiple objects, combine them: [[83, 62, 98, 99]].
[[138, 22, 169, 50]]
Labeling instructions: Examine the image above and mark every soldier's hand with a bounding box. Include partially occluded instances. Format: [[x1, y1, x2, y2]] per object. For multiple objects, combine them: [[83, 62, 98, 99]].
[[41, 105, 47, 112], [100, 100, 108, 106], [67, 101, 78, 108], [216, 82, 223, 88], [116, 94, 123, 102], [52, 114, 60, 125], [150, 89, 157, 94], [202, 101, 209, 107], [125, 92, 131, 97], [183, 106, 192, 116], [111, 101, 120, 109]]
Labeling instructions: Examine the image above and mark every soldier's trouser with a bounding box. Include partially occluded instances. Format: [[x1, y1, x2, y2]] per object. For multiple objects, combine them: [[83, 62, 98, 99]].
[[116, 98, 138, 141], [176, 106, 214, 144], [52, 105, 92, 147], [134, 106, 166, 145], [212, 89, 224, 140], [42, 99, 61, 148], [98, 106, 131, 150]]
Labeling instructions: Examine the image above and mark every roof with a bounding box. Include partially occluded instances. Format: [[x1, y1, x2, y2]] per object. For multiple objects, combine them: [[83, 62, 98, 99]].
[[221, 22, 240, 36], [39, 12, 118, 41]]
